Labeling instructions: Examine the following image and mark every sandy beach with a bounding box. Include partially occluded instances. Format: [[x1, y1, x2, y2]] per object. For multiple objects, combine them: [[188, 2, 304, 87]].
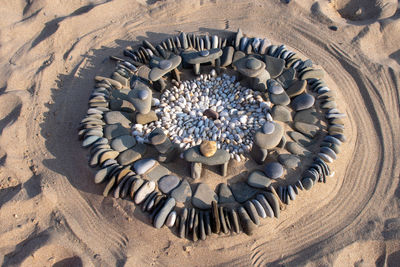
[[0, 0, 399, 266]]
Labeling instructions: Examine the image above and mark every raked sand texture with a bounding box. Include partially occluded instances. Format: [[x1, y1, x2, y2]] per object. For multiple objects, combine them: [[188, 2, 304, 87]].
[[0, 0, 400, 266]]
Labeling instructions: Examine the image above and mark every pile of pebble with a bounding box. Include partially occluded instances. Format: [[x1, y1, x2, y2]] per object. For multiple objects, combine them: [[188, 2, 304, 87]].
[[78, 28, 346, 240]]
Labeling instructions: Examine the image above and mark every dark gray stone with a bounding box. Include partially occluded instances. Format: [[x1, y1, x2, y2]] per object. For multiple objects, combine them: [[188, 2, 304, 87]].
[[218, 183, 236, 204], [294, 122, 320, 138], [247, 170, 272, 189], [244, 200, 260, 225], [171, 180, 192, 203], [278, 154, 301, 169], [184, 146, 230, 165], [230, 182, 259, 203], [288, 131, 314, 147], [271, 105, 292, 122], [110, 135, 136, 152], [286, 142, 312, 157], [264, 162, 284, 179], [154, 197, 176, 229], [158, 175, 180, 194], [291, 93, 315, 111], [117, 144, 147, 165], [293, 108, 319, 124], [269, 91, 290, 105], [146, 164, 171, 182], [192, 183, 218, 209], [133, 158, 157, 175]]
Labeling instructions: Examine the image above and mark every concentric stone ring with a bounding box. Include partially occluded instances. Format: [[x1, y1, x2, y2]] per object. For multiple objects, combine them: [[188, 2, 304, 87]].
[[79, 29, 346, 240]]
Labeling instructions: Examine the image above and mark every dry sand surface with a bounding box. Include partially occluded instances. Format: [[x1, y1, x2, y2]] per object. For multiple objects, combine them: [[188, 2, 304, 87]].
[[0, 0, 400, 266]]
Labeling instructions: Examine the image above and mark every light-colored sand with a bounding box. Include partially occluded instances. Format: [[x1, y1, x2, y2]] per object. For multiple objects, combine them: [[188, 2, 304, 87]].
[[0, 0, 399, 266]]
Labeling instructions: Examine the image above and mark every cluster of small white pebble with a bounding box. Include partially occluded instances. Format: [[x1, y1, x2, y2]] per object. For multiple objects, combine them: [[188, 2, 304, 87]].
[[132, 71, 274, 161]]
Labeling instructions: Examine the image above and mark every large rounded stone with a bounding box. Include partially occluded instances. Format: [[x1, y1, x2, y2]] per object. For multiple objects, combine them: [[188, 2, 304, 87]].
[[254, 122, 284, 149], [264, 162, 284, 179], [291, 93, 315, 111], [158, 175, 180, 194]]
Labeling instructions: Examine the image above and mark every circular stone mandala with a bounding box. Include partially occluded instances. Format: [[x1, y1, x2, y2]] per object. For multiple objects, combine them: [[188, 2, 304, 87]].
[[79, 29, 346, 240]]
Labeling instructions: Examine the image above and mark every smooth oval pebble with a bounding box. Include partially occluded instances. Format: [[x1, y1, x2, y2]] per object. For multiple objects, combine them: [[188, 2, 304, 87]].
[[318, 153, 333, 163], [134, 158, 157, 175], [251, 199, 267, 218], [82, 135, 101, 147], [138, 89, 149, 100], [264, 162, 284, 179], [262, 121, 275, 134], [165, 210, 177, 227], [320, 146, 337, 160], [288, 185, 296, 200], [256, 194, 274, 218], [134, 181, 156, 204], [159, 59, 172, 70], [302, 177, 313, 190], [154, 197, 176, 229], [291, 93, 315, 111], [158, 175, 180, 194], [269, 83, 284, 94]]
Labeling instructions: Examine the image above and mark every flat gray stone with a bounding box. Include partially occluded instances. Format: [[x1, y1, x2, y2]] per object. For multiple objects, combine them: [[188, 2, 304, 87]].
[[294, 122, 320, 138], [171, 180, 192, 203], [218, 183, 236, 204], [183, 146, 230, 165], [133, 158, 157, 175], [291, 93, 315, 111], [286, 80, 307, 98], [278, 154, 301, 169], [263, 55, 285, 78], [146, 164, 170, 182], [182, 48, 222, 64], [158, 175, 180, 194], [192, 183, 218, 209], [269, 91, 290, 105], [288, 131, 314, 147], [247, 170, 272, 189], [276, 68, 295, 88], [234, 56, 266, 78], [229, 182, 259, 203], [110, 135, 136, 152], [117, 144, 147, 165], [109, 99, 135, 113], [271, 105, 292, 122], [264, 162, 284, 179], [286, 142, 312, 157], [293, 108, 319, 124], [104, 111, 133, 128]]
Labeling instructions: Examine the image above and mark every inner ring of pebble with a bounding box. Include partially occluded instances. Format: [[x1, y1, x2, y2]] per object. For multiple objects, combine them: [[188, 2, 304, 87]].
[[80, 29, 346, 240]]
